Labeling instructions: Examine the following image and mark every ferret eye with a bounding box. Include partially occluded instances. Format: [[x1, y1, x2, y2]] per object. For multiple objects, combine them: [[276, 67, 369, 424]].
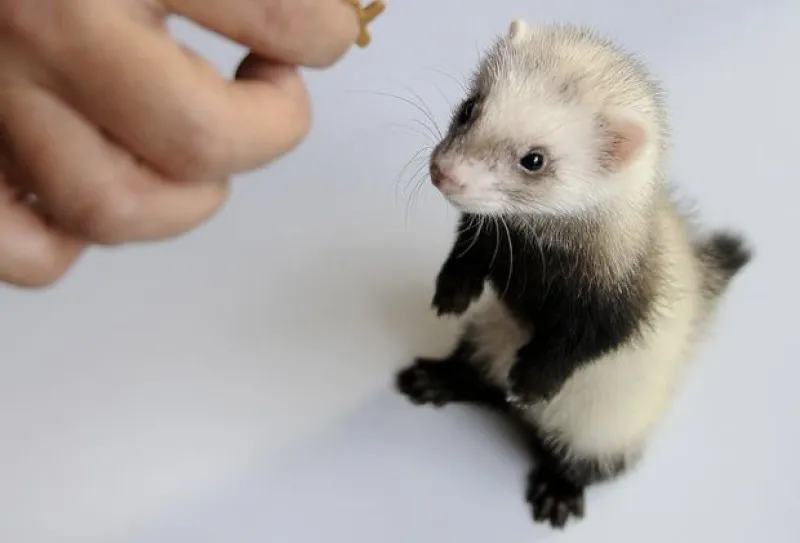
[[519, 152, 547, 173], [457, 98, 477, 125]]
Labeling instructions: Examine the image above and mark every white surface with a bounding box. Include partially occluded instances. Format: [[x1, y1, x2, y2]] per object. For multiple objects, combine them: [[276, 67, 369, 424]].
[[1, 1, 798, 542]]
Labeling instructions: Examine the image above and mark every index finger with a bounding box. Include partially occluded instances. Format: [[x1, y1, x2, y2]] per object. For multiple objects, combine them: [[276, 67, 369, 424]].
[[165, 0, 361, 67]]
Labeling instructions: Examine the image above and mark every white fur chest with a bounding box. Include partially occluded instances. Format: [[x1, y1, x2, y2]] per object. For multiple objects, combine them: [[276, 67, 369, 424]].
[[463, 277, 699, 460], [463, 285, 531, 387]]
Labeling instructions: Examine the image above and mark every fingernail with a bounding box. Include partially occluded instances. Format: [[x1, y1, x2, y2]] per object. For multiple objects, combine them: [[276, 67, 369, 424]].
[[235, 55, 298, 86]]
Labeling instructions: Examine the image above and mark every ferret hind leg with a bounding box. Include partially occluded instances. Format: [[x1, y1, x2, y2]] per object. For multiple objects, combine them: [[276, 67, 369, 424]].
[[523, 427, 630, 529]]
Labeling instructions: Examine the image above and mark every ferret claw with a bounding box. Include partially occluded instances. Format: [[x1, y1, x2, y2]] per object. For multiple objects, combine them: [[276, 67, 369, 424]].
[[526, 467, 586, 529]]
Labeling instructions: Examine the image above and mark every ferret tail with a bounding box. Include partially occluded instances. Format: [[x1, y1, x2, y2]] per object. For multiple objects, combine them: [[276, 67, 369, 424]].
[[695, 231, 752, 298]]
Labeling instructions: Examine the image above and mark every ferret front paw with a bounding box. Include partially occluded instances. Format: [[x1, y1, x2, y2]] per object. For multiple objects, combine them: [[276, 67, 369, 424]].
[[507, 348, 563, 406], [526, 466, 585, 529], [432, 273, 484, 316], [506, 362, 546, 407], [396, 360, 454, 407]]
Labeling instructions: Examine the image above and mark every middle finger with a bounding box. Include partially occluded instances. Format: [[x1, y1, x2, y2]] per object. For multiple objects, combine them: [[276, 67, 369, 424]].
[[164, 0, 360, 67], [17, 1, 313, 180], [1, 85, 229, 244]]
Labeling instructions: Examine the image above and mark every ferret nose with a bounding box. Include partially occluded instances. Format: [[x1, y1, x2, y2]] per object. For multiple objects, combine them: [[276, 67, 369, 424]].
[[430, 163, 459, 192]]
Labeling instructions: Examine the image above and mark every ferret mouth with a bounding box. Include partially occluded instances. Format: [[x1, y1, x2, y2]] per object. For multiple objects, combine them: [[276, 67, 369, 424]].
[[430, 172, 484, 212], [441, 192, 507, 215], [430, 162, 507, 215]]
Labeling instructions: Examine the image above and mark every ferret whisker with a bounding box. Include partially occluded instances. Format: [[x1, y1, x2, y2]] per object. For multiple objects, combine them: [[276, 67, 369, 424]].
[[489, 216, 501, 271], [386, 122, 435, 144], [423, 66, 468, 93], [403, 85, 444, 139], [403, 180, 420, 223], [457, 216, 485, 258], [394, 145, 432, 204], [500, 216, 514, 297], [405, 176, 428, 221], [431, 81, 454, 110], [406, 159, 430, 190], [408, 118, 440, 143], [405, 165, 431, 221], [352, 89, 442, 141], [397, 160, 427, 210], [400, 148, 431, 220], [396, 146, 432, 185], [455, 216, 477, 236], [410, 175, 431, 219]]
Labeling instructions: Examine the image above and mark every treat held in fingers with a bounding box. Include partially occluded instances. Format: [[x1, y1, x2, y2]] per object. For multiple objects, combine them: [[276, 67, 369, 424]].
[[345, 0, 386, 47]]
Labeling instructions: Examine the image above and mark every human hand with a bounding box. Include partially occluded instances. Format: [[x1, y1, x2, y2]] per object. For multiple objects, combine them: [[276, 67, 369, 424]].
[[0, 0, 361, 287]]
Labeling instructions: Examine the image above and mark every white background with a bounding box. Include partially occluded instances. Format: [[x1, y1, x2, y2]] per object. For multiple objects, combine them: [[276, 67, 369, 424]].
[[1, 0, 798, 542]]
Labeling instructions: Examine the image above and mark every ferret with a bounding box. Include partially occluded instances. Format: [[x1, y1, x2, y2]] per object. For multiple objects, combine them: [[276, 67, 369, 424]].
[[395, 20, 751, 529]]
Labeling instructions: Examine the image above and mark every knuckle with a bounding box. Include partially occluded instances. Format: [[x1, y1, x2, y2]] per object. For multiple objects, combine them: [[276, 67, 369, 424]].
[[72, 184, 142, 244], [170, 114, 232, 179]]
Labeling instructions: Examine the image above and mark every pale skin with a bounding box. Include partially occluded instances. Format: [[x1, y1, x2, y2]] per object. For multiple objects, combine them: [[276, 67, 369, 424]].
[[0, 0, 361, 288]]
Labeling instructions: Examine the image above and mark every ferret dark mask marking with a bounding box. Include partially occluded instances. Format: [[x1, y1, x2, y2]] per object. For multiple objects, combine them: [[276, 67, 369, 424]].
[[395, 20, 751, 530]]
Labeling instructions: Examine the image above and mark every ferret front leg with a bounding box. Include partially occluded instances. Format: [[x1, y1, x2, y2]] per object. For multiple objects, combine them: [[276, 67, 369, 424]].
[[507, 298, 630, 405], [506, 339, 579, 406], [432, 214, 493, 316], [396, 342, 507, 411], [507, 279, 645, 405], [432, 264, 485, 316]]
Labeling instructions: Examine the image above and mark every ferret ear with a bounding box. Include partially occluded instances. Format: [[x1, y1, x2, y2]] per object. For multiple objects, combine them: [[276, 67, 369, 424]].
[[600, 115, 649, 171], [507, 19, 530, 44]]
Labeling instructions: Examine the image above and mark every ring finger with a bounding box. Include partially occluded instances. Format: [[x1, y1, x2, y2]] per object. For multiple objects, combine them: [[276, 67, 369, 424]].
[[1, 85, 229, 245], [0, 167, 84, 288]]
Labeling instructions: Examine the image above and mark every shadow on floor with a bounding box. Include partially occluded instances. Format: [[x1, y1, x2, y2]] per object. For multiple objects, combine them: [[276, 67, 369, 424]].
[[122, 388, 552, 543]]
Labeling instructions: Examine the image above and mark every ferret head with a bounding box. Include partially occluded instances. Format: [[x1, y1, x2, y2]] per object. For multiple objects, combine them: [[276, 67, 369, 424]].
[[429, 21, 668, 218]]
